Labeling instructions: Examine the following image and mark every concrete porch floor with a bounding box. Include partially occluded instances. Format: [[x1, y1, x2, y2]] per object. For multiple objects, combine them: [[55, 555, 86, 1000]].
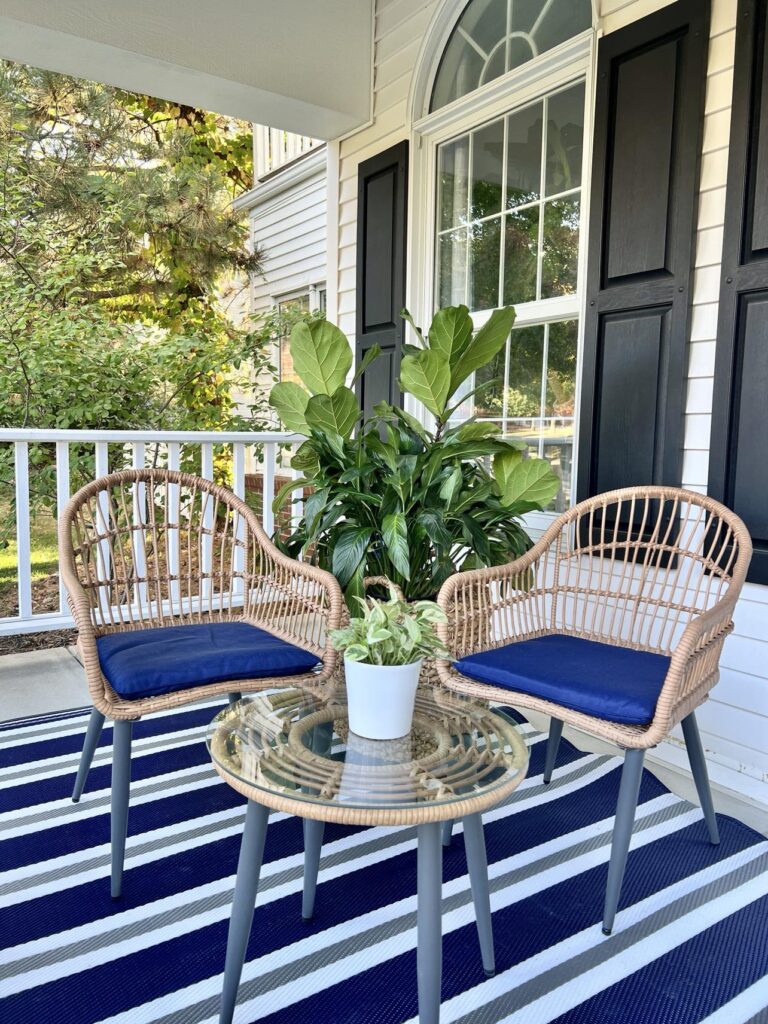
[[1, 647, 767, 838]]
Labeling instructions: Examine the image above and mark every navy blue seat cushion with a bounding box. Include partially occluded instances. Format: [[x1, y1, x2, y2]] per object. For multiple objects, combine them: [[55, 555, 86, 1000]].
[[455, 633, 671, 726], [97, 621, 320, 700]]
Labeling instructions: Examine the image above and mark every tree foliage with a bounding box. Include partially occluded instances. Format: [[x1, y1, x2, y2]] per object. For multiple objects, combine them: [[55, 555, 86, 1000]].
[[0, 62, 282, 537]]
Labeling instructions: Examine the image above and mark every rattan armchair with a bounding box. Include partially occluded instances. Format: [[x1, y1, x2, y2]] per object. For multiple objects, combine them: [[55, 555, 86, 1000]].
[[436, 486, 752, 934], [59, 468, 343, 897]]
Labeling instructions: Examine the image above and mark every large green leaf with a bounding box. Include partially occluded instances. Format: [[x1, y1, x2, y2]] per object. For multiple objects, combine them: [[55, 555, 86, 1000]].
[[392, 406, 431, 444], [305, 386, 359, 438], [272, 476, 311, 515], [351, 344, 382, 386], [399, 349, 450, 419], [495, 455, 560, 513], [450, 306, 516, 394], [492, 449, 524, 497], [382, 511, 410, 579], [302, 487, 330, 535], [400, 307, 426, 347], [269, 381, 309, 434], [332, 526, 374, 587], [439, 465, 463, 505], [428, 305, 473, 368], [290, 320, 352, 395], [452, 421, 501, 441], [290, 439, 320, 475]]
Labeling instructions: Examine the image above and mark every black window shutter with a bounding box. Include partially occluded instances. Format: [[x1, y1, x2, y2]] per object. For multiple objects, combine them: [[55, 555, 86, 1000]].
[[355, 141, 409, 417], [710, 0, 768, 585], [577, 0, 710, 504]]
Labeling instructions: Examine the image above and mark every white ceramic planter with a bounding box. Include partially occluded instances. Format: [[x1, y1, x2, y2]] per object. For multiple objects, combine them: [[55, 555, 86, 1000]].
[[344, 657, 423, 739]]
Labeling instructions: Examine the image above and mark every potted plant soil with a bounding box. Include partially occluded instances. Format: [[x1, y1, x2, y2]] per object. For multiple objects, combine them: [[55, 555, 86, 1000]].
[[329, 586, 449, 740]]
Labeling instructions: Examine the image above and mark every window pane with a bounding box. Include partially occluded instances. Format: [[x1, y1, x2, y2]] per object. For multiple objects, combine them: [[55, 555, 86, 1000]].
[[503, 207, 538, 304], [437, 228, 467, 306], [431, 0, 592, 112], [546, 83, 585, 195], [474, 341, 506, 420], [546, 319, 577, 417], [278, 294, 310, 384], [506, 324, 545, 440], [544, 319, 578, 508], [506, 101, 542, 208], [469, 217, 501, 311], [431, 0, 507, 108], [541, 196, 579, 297], [471, 119, 504, 220], [438, 136, 469, 231], [534, 0, 592, 57]]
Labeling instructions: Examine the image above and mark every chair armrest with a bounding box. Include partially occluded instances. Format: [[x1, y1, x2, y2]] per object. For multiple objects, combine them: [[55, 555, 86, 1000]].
[[647, 597, 738, 743], [242, 513, 345, 676], [58, 520, 112, 709]]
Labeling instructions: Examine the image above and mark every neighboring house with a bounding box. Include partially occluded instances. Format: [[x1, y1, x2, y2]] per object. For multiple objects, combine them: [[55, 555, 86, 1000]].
[[233, 129, 328, 393], [3, 0, 767, 811]]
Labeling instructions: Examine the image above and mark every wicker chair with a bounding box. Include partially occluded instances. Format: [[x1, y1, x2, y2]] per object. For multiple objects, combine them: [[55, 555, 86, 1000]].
[[59, 468, 343, 897], [436, 486, 752, 934]]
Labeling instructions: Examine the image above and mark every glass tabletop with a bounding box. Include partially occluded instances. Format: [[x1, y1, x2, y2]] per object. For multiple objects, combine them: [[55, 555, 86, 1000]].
[[206, 687, 529, 823]]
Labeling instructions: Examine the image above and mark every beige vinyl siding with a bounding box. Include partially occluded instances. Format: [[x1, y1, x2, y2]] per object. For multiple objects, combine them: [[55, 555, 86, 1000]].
[[331, 0, 767, 803], [248, 160, 328, 315]]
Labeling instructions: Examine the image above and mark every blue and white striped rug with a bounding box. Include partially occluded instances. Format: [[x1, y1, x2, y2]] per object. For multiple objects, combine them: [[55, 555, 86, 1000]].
[[1, 699, 767, 1024]]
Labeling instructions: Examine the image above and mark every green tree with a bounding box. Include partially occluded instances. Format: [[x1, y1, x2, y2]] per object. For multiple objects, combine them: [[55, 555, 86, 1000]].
[[0, 61, 280, 541]]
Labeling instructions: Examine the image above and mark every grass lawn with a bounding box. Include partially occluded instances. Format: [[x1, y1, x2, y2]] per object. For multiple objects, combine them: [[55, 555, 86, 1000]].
[[0, 513, 60, 619]]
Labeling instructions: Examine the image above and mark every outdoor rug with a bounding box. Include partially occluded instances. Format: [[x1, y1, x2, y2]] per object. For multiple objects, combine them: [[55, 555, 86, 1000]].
[[0, 699, 767, 1024]]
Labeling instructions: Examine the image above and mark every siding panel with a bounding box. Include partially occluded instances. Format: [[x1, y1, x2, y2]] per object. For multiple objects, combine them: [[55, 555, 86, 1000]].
[[247, 162, 327, 314]]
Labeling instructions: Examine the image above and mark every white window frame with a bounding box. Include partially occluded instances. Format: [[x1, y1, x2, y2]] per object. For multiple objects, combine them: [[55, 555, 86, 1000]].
[[272, 283, 327, 380], [407, 26, 597, 532]]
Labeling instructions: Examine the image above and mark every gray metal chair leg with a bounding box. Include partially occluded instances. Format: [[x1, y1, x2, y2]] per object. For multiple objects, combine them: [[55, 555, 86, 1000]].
[[227, 692, 242, 706], [442, 820, 453, 847], [302, 817, 325, 920], [417, 822, 443, 1024], [72, 708, 105, 802], [681, 712, 720, 845], [111, 719, 134, 899], [463, 813, 494, 977], [543, 717, 563, 784], [602, 747, 645, 935], [220, 800, 270, 1024]]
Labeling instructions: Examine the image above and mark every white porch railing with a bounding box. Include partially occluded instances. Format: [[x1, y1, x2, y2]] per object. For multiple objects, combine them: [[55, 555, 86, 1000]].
[[0, 429, 302, 636], [253, 126, 321, 179]]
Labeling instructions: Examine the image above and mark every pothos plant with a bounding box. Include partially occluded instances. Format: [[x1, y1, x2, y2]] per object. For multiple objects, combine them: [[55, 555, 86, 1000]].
[[268, 304, 560, 606], [329, 587, 449, 667]]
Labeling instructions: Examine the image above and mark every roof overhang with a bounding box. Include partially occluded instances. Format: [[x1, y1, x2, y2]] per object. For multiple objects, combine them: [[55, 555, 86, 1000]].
[[0, 0, 373, 140]]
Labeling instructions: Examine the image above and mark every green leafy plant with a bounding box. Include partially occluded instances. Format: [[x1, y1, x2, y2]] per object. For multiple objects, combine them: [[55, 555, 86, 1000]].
[[329, 586, 449, 666], [269, 305, 561, 605]]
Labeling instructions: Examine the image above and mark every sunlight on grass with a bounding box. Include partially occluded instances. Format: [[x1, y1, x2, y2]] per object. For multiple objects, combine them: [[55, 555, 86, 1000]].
[[0, 514, 59, 586]]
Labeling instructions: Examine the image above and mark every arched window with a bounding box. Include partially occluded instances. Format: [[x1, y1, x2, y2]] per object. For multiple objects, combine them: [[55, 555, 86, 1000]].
[[431, 0, 592, 111], [421, 0, 593, 511]]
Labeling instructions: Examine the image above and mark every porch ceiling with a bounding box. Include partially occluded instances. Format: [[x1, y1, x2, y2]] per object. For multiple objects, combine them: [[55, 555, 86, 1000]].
[[0, 0, 373, 139]]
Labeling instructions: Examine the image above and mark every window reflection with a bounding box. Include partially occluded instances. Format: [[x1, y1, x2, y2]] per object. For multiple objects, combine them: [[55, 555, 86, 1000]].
[[431, 0, 592, 112], [460, 320, 577, 508]]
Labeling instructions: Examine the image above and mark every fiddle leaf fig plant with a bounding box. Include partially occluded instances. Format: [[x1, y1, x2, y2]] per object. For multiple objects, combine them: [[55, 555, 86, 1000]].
[[268, 304, 561, 605]]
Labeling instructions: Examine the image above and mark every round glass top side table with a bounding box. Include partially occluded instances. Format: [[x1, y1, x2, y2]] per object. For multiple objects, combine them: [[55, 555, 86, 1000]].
[[207, 686, 529, 1024]]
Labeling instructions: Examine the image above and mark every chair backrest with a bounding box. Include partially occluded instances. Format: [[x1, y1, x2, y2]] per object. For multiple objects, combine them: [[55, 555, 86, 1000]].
[[60, 468, 261, 632], [536, 486, 752, 654]]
